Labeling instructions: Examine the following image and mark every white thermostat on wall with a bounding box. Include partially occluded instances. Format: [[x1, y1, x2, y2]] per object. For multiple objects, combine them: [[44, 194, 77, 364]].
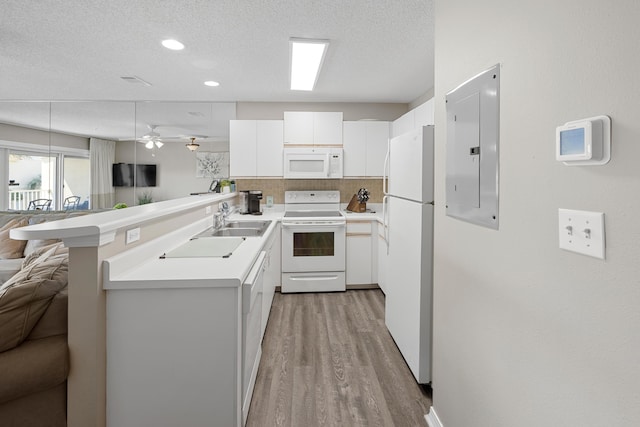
[[556, 115, 611, 166]]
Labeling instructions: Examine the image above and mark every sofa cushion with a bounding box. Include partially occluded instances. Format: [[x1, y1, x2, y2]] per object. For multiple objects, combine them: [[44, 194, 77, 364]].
[[22, 215, 68, 257], [0, 218, 28, 259], [26, 287, 67, 341], [22, 242, 68, 270], [0, 213, 29, 228], [0, 246, 68, 353], [0, 335, 69, 405]]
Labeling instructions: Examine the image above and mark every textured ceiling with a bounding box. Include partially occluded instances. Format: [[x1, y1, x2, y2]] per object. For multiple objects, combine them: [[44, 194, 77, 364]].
[[0, 0, 434, 103]]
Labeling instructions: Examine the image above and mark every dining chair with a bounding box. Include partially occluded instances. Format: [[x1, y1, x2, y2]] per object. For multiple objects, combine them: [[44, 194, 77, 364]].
[[27, 199, 52, 211], [63, 196, 81, 210]]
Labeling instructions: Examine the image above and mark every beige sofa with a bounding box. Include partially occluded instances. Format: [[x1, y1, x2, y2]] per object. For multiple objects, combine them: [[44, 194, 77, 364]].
[[0, 212, 82, 426], [0, 211, 86, 285]]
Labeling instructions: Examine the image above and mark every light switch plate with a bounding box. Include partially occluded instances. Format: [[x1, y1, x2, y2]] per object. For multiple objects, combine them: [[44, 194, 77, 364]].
[[558, 209, 605, 259], [126, 227, 141, 245]]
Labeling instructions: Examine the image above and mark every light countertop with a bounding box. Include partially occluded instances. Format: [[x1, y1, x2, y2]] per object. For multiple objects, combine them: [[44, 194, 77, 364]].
[[104, 216, 280, 290]]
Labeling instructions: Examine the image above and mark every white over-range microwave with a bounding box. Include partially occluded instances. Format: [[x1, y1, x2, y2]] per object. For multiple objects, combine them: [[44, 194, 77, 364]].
[[283, 147, 343, 179]]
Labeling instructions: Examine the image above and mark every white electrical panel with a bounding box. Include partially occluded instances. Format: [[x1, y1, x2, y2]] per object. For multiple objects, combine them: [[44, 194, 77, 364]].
[[446, 64, 500, 229], [558, 209, 605, 259]]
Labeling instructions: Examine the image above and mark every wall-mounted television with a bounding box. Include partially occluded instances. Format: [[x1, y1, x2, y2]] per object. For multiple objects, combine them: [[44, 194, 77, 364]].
[[112, 163, 157, 187]]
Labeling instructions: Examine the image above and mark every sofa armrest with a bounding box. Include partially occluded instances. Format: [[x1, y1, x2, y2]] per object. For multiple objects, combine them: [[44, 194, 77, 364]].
[[27, 288, 68, 340], [0, 335, 69, 404]]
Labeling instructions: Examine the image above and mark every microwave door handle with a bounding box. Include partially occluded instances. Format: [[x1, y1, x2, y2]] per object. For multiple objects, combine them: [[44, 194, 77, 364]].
[[325, 153, 330, 177]]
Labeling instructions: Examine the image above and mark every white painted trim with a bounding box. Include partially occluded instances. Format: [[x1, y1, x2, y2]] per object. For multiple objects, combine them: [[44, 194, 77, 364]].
[[0, 139, 89, 157], [425, 407, 443, 427]]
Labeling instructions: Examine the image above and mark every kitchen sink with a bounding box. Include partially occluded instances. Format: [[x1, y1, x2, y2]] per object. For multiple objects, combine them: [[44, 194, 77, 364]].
[[210, 228, 265, 237], [193, 220, 271, 238], [224, 220, 270, 229]]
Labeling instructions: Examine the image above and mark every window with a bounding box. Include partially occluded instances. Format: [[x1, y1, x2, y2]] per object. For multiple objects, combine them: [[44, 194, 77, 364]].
[[1, 142, 89, 211], [63, 156, 90, 210], [8, 152, 57, 210]]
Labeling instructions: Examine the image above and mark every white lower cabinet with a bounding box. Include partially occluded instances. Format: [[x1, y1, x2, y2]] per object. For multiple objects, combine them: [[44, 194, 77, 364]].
[[346, 220, 375, 285], [261, 223, 280, 339], [106, 286, 243, 427], [105, 224, 281, 427]]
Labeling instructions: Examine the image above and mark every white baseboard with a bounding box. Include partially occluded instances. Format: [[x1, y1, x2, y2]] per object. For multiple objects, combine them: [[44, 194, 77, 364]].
[[425, 406, 443, 427]]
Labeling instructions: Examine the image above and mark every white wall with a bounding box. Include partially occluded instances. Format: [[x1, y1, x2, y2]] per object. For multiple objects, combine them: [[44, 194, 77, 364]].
[[432, 1, 640, 426], [0, 123, 89, 150], [114, 139, 228, 205]]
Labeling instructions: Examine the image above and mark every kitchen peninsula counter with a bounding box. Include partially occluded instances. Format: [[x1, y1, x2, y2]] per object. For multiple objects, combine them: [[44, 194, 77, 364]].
[[102, 200, 284, 427], [8, 192, 241, 427]]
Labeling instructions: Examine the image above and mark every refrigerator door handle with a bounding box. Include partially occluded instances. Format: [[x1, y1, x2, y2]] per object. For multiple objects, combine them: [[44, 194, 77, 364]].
[[383, 140, 390, 195], [382, 195, 390, 254]]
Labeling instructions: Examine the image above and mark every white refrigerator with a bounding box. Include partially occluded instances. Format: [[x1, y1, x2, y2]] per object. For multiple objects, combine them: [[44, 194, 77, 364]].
[[383, 125, 434, 384]]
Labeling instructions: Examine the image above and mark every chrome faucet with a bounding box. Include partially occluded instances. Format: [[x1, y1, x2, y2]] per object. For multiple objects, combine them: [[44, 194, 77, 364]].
[[213, 211, 223, 230], [218, 201, 235, 228]]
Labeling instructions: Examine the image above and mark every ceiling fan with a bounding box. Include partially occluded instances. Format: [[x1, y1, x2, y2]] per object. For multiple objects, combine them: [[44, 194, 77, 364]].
[[138, 124, 164, 149]]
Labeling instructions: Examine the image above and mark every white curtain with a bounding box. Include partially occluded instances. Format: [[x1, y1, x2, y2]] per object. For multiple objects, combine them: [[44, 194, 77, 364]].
[[90, 138, 116, 209]]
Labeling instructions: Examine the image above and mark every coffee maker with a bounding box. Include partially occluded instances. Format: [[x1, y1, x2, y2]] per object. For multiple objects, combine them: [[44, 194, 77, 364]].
[[238, 191, 249, 214], [248, 191, 262, 215]]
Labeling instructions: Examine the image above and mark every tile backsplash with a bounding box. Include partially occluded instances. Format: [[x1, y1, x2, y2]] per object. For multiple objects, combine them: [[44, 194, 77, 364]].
[[235, 178, 383, 204]]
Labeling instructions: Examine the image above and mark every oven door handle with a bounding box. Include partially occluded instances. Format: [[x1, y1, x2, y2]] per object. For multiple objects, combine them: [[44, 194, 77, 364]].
[[289, 275, 340, 281], [281, 221, 346, 228]]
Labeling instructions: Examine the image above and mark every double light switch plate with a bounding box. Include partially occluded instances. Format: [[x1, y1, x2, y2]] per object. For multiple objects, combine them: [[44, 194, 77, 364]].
[[558, 209, 605, 259]]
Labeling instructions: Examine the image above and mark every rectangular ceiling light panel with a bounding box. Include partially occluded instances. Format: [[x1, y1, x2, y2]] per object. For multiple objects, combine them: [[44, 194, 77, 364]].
[[290, 38, 329, 91]]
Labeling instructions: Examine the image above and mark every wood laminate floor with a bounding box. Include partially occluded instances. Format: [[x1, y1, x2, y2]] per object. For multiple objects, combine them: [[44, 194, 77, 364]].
[[246, 289, 432, 427]]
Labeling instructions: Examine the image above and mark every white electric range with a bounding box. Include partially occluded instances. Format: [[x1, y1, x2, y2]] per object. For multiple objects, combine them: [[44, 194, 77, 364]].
[[281, 191, 346, 293]]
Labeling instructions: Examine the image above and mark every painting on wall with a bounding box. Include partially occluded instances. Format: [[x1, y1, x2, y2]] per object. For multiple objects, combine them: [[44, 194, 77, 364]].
[[195, 152, 229, 178]]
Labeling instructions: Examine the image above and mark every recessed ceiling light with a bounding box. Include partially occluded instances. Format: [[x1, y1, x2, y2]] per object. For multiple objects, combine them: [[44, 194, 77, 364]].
[[204, 81, 220, 87], [162, 39, 184, 50], [290, 38, 330, 91]]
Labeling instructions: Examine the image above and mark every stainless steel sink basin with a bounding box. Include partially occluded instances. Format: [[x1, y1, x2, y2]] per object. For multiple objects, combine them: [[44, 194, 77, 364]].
[[193, 220, 271, 238], [224, 220, 270, 229], [209, 228, 266, 237]]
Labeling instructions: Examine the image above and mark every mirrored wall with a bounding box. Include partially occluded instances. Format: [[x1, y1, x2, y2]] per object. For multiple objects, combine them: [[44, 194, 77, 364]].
[[0, 101, 236, 211]]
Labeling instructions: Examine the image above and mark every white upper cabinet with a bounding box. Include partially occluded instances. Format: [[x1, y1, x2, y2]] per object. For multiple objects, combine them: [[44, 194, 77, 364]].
[[284, 111, 343, 145], [391, 98, 434, 138], [230, 120, 283, 177], [365, 121, 390, 177], [283, 112, 314, 144], [256, 121, 284, 177], [343, 121, 390, 177], [313, 112, 343, 145], [343, 122, 367, 176], [230, 120, 257, 177]]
